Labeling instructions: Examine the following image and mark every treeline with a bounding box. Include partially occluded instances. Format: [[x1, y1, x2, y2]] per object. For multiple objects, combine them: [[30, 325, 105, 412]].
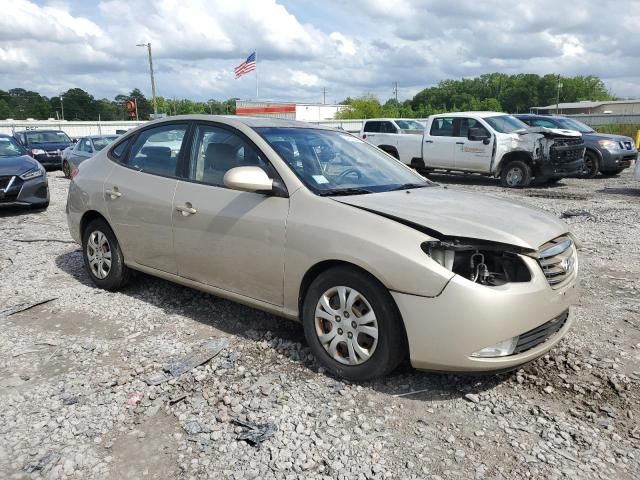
[[337, 73, 614, 119], [0, 88, 237, 121]]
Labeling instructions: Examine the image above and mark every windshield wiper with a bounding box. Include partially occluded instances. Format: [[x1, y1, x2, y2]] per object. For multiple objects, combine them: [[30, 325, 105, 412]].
[[318, 187, 374, 197], [388, 183, 430, 191]]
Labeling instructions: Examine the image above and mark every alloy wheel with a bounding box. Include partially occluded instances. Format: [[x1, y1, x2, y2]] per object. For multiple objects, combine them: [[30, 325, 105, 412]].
[[86, 230, 112, 279], [314, 286, 379, 365]]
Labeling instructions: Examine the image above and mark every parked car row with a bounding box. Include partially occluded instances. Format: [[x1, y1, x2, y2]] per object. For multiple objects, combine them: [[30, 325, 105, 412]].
[[1, 130, 120, 210], [360, 112, 638, 187]]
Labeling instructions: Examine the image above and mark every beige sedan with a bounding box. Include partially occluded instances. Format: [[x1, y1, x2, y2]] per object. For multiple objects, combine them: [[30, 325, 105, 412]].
[[66, 115, 578, 381]]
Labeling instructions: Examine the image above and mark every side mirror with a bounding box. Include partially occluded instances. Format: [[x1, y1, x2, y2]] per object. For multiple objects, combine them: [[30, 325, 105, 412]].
[[468, 128, 491, 144], [224, 166, 273, 193], [72, 138, 78, 144]]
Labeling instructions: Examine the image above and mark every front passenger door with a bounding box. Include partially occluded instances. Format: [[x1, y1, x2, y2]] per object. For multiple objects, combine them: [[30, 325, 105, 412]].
[[172, 123, 289, 306]]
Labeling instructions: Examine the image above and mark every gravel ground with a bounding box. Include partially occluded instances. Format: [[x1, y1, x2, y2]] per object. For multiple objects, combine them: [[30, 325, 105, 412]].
[[0, 169, 639, 480]]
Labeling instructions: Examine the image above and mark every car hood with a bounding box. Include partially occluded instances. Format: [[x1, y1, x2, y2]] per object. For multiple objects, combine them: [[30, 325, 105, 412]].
[[0, 155, 40, 176], [333, 186, 568, 250], [522, 126, 582, 138], [583, 132, 634, 143]]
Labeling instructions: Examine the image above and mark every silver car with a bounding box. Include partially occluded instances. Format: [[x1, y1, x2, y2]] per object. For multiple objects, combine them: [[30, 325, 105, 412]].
[[62, 135, 119, 178], [66, 116, 578, 381]]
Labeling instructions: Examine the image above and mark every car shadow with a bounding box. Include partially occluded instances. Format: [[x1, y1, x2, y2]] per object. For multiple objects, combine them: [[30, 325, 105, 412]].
[[54, 249, 513, 399], [0, 206, 48, 217], [596, 187, 640, 197]]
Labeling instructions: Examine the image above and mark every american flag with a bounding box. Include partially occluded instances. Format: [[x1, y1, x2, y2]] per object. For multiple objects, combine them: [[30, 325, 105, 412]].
[[234, 52, 256, 79]]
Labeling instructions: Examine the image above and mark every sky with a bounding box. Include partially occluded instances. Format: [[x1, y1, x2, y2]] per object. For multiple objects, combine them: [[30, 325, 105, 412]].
[[1, 0, 639, 104]]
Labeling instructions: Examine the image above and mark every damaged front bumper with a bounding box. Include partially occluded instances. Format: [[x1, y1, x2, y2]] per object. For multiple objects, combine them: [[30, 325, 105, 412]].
[[394, 253, 577, 372], [537, 158, 584, 178]]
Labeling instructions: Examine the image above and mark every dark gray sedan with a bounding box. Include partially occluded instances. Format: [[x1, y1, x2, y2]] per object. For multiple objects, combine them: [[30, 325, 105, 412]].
[[62, 135, 119, 178], [0, 134, 49, 209]]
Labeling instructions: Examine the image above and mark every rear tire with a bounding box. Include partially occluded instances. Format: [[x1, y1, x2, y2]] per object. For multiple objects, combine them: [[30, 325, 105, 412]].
[[302, 266, 406, 381], [62, 161, 71, 179], [582, 151, 599, 178], [500, 160, 532, 188], [82, 219, 129, 291]]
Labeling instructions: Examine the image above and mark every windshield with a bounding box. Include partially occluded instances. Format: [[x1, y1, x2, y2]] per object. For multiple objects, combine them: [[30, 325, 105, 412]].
[[484, 115, 528, 134], [25, 131, 72, 144], [0, 137, 25, 157], [395, 120, 424, 130], [555, 117, 595, 133], [92, 136, 119, 151], [256, 128, 432, 195]]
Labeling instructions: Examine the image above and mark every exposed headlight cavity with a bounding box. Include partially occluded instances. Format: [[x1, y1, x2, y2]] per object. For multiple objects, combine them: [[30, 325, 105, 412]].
[[423, 240, 531, 286]]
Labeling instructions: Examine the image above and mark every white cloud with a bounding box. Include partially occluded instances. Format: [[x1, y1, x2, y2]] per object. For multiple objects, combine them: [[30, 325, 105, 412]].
[[0, 0, 638, 103]]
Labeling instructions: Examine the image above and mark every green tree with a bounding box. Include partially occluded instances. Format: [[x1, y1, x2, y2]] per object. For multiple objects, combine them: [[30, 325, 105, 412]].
[[336, 96, 386, 119], [0, 99, 13, 119]]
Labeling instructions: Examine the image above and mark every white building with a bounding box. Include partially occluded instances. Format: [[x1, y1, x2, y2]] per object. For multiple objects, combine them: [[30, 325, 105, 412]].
[[235, 100, 346, 121]]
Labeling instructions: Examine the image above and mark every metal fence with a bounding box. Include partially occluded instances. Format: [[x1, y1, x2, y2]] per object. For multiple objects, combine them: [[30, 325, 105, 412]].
[[0, 120, 146, 138], [563, 113, 640, 126]]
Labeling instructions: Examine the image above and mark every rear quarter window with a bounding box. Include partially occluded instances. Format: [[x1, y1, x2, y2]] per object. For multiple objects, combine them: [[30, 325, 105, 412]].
[[109, 138, 131, 161]]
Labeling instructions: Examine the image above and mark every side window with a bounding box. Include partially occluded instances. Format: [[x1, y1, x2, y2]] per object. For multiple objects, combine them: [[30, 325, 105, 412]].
[[110, 138, 131, 160], [363, 121, 380, 133], [458, 118, 489, 138], [430, 117, 455, 137], [188, 124, 270, 187], [79, 138, 92, 152], [128, 125, 187, 177], [380, 122, 397, 134]]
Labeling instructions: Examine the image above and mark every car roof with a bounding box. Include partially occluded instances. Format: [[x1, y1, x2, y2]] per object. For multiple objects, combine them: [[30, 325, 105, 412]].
[[141, 114, 336, 131], [85, 134, 119, 139], [431, 111, 509, 118]]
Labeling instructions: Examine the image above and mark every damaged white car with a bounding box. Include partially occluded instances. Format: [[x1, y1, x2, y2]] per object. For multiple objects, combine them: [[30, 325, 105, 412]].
[[362, 112, 585, 187], [66, 116, 579, 381]]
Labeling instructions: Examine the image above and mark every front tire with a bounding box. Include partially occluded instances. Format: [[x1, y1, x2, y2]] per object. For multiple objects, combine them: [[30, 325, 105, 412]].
[[82, 219, 129, 291], [582, 151, 599, 178], [500, 160, 532, 188], [302, 267, 406, 381]]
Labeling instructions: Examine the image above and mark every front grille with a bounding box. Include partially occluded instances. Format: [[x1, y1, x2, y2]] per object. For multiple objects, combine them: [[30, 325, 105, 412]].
[[535, 236, 577, 288], [0, 175, 13, 190], [0, 176, 23, 203], [513, 309, 568, 354], [549, 138, 585, 163]]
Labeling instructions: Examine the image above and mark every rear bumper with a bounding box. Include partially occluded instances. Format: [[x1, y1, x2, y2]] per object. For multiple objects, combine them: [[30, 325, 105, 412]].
[[537, 158, 584, 178], [394, 255, 578, 372]]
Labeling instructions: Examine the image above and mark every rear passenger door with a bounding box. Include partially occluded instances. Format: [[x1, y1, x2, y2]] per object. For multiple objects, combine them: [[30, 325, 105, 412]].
[[423, 117, 458, 168], [104, 123, 189, 274], [172, 122, 289, 306]]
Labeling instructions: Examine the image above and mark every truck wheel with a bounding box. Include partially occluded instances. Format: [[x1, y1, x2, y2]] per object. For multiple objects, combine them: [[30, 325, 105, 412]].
[[501, 160, 532, 188], [582, 151, 599, 178]]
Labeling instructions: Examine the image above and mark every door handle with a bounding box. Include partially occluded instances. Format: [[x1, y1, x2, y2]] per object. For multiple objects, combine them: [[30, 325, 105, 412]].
[[105, 187, 121, 199], [176, 203, 197, 216], [424, 140, 433, 143], [456, 142, 465, 145]]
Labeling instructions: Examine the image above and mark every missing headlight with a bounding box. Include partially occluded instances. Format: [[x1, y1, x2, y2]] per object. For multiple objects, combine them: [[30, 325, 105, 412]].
[[422, 241, 531, 286]]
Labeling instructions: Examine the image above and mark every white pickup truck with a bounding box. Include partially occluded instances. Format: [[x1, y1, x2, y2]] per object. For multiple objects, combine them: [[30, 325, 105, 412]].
[[360, 113, 585, 187]]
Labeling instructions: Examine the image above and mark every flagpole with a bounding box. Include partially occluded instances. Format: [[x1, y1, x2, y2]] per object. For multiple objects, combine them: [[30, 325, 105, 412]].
[[255, 49, 259, 99]]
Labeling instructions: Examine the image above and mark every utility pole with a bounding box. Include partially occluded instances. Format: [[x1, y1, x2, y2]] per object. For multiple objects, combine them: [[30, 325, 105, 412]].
[[393, 82, 399, 116], [322, 87, 327, 105], [136, 42, 158, 117], [60, 95, 65, 120], [556, 77, 563, 114]]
